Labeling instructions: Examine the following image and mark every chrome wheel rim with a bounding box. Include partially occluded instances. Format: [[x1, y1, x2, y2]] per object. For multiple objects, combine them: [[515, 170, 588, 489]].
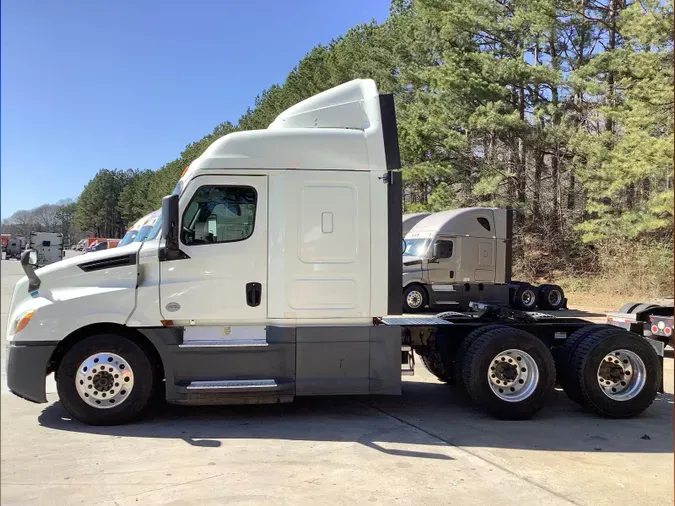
[[488, 349, 539, 402], [406, 290, 423, 309], [597, 349, 646, 401], [547, 290, 562, 306], [75, 353, 134, 409]]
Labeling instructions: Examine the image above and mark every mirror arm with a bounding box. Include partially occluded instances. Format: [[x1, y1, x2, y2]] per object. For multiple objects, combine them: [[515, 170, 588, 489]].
[[20, 249, 41, 292]]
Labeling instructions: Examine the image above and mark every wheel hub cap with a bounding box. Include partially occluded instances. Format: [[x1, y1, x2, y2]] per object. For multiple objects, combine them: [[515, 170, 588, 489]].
[[487, 349, 539, 402], [407, 291, 423, 309], [75, 353, 135, 409], [597, 349, 646, 401]]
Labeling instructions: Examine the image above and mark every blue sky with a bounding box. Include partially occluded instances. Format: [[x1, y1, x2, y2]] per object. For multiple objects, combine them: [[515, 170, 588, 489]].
[[0, 0, 391, 218]]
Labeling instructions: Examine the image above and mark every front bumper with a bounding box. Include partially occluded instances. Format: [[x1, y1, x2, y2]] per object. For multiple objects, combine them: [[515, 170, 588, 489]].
[[6, 341, 58, 403]]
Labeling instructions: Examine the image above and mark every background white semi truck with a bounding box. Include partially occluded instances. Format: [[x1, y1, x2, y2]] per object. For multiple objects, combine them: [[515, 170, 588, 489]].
[[6, 79, 663, 426], [29, 232, 64, 267], [401, 208, 565, 313]]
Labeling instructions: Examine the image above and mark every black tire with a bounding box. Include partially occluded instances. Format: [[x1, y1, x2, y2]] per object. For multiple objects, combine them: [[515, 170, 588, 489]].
[[556, 325, 612, 405], [537, 284, 565, 310], [454, 324, 509, 391], [419, 350, 451, 383], [403, 284, 428, 313], [617, 302, 642, 314], [568, 328, 661, 418], [461, 327, 556, 420], [512, 284, 538, 311], [56, 334, 158, 426]]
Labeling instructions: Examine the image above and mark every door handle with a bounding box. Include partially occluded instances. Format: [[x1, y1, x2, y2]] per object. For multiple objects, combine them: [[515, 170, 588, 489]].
[[246, 282, 262, 307], [449, 270, 454, 279]]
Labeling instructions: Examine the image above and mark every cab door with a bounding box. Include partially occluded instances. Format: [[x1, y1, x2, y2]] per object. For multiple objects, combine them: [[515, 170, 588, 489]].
[[426, 236, 456, 285], [159, 175, 267, 323]]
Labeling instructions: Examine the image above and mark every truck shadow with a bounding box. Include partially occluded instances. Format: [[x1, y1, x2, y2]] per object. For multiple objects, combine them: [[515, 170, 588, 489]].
[[37, 380, 673, 458]]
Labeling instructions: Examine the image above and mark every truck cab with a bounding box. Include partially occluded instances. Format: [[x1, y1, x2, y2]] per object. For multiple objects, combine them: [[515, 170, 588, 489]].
[[402, 208, 512, 312], [6, 78, 404, 425]]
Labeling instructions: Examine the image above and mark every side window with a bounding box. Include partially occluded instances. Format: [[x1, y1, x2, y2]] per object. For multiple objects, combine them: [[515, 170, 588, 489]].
[[181, 185, 257, 245], [435, 239, 453, 259], [477, 217, 491, 231]]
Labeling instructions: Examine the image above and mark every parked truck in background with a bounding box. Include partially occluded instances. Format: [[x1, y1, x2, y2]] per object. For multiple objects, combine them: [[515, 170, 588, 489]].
[[402, 213, 430, 237], [117, 212, 156, 248], [29, 232, 64, 267], [5, 236, 26, 260], [402, 208, 565, 313], [1, 233, 10, 252], [6, 79, 662, 427]]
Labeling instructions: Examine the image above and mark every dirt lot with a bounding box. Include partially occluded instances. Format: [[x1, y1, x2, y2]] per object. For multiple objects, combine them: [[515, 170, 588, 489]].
[[1, 253, 673, 505]]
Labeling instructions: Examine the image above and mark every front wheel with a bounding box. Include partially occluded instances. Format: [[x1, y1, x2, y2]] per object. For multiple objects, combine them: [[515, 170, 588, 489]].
[[56, 334, 158, 426], [403, 284, 428, 313]]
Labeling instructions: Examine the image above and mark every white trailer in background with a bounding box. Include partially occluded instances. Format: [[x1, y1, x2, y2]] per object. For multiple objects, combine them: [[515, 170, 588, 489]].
[[29, 232, 63, 267], [6, 79, 663, 426]]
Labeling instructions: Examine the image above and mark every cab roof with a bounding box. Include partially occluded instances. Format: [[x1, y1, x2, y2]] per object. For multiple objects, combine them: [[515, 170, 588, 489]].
[[408, 208, 501, 239], [181, 79, 386, 180]]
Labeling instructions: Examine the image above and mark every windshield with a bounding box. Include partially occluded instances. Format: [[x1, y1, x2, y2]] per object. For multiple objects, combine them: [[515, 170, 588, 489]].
[[403, 238, 430, 257], [148, 215, 162, 240], [118, 229, 139, 247], [134, 225, 153, 243]]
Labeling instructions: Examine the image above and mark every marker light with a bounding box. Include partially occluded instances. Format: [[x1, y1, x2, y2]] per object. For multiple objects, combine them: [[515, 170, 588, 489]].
[[14, 310, 36, 334]]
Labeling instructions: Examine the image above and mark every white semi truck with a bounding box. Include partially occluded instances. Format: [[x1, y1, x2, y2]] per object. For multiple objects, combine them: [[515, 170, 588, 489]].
[[6, 79, 663, 426], [402, 208, 566, 313]]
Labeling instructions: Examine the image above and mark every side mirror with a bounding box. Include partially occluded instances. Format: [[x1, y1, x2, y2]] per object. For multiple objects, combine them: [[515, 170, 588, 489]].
[[28, 250, 38, 266], [432, 242, 440, 259], [162, 194, 179, 251]]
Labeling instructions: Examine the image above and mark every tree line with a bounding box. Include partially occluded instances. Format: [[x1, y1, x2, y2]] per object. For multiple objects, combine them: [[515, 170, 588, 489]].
[[2, 200, 79, 242], [3, 0, 672, 289]]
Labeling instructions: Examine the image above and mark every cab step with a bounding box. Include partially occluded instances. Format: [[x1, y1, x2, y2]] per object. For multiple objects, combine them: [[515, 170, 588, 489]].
[[185, 379, 278, 390], [178, 339, 268, 348], [170, 378, 294, 406]]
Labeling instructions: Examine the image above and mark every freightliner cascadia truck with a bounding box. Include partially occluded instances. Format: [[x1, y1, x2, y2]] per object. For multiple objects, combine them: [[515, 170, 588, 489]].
[[401, 208, 566, 313], [6, 79, 663, 426]]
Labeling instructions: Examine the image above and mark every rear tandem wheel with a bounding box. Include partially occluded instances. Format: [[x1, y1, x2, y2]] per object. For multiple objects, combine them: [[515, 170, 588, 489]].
[[565, 327, 660, 418], [460, 326, 556, 420]]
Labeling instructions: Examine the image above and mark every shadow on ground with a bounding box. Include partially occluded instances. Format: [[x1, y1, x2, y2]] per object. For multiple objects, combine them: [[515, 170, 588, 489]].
[[37, 380, 673, 458]]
